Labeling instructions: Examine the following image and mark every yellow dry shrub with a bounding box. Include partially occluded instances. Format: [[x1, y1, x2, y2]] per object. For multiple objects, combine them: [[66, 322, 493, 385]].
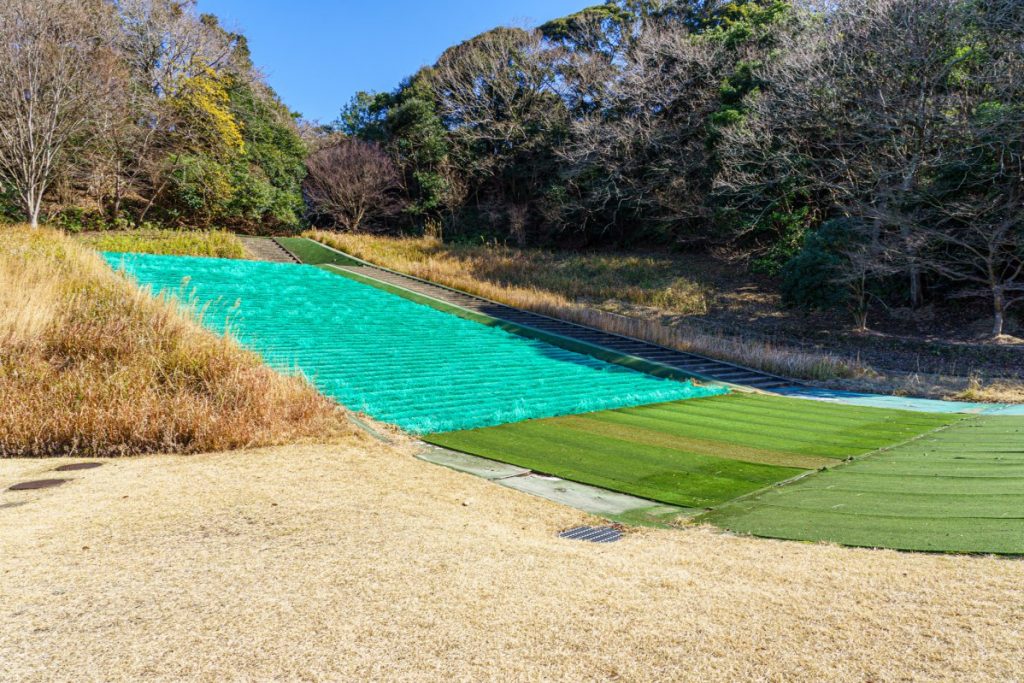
[[0, 226, 356, 457]]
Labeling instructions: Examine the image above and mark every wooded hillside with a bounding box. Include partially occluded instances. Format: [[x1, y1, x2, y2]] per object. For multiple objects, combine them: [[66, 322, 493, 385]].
[[1, 0, 1021, 337]]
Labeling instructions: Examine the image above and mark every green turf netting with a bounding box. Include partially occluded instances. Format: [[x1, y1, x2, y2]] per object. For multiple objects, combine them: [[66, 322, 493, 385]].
[[702, 416, 1024, 554], [104, 253, 725, 433]]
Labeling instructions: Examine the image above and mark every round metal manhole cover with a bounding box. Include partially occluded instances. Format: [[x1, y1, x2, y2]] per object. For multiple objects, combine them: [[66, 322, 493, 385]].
[[8, 479, 69, 492], [54, 462, 103, 472], [558, 526, 623, 543]]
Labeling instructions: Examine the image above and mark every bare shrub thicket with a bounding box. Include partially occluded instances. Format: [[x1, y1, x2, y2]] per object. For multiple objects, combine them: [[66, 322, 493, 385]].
[[304, 139, 405, 232]]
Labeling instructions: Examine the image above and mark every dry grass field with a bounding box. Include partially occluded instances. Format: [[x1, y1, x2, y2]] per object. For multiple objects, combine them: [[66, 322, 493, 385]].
[[1, 439, 1022, 682], [2, 226, 1021, 681], [0, 227, 353, 457]]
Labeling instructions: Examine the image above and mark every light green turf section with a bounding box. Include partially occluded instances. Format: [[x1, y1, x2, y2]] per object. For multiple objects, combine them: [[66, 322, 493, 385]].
[[702, 416, 1024, 554], [277, 236, 362, 266], [425, 393, 958, 508]]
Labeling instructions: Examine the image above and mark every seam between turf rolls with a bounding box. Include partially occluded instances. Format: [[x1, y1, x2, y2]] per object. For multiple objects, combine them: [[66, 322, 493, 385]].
[[693, 415, 979, 519]]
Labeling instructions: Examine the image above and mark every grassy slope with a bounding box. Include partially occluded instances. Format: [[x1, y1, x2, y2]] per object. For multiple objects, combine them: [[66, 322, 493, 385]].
[[302, 231, 712, 312], [76, 229, 247, 258], [425, 394, 956, 508], [703, 415, 1024, 554], [302, 232, 860, 380], [0, 227, 354, 457], [278, 236, 361, 266]]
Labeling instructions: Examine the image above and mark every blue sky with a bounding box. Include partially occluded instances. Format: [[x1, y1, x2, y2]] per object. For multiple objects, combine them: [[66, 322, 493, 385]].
[[197, 0, 593, 123]]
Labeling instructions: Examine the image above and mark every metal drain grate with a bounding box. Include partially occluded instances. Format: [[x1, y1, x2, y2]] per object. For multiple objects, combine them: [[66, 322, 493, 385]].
[[558, 526, 623, 543], [8, 479, 69, 491], [55, 462, 103, 472]]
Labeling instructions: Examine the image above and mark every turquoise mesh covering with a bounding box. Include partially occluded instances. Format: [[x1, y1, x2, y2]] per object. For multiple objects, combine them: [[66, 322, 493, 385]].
[[105, 253, 726, 433]]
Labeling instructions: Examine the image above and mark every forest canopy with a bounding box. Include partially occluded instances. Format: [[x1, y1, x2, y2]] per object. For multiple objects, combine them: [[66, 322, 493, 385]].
[[324, 0, 1024, 336], [0, 0, 307, 234]]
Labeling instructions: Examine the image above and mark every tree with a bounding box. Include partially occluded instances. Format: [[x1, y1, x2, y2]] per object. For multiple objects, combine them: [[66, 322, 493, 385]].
[[222, 76, 308, 232], [718, 0, 987, 305], [385, 72, 459, 228], [336, 91, 391, 142], [431, 27, 568, 243], [781, 217, 898, 330], [928, 206, 1024, 338], [0, 0, 114, 227], [99, 0, 231, 224], [924, 0, 1024, 338], [304, 139, 405, 232], [553, 21, 727, 242]]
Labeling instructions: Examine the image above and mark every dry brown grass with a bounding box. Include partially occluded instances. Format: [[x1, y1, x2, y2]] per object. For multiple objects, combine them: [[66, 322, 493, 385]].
[[75, 228, 247, 258], [1, 440, 1021, 681], [822, 371, 1024, 405], [0, 226, 355, 457], [951, 375, 1024, 404], [306, 230, 864, 381]]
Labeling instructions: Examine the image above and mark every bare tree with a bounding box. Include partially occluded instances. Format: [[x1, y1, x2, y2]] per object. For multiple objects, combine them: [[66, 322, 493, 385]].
[[0, 0, 115, 227], [431, 27, 565, 181], [924, 0, 1024, 338], [928, 203, 1024, 338], [430, 26, 567, 241], [304, 139, 404, 232], [555, 21, 727, 237], [102, 0, 232, 223]]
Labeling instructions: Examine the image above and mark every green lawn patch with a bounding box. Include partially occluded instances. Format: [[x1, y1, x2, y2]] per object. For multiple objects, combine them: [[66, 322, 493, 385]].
[[425, 393, 956, 508], [276, 236, 362, 266], [702, 416, 1024, 554]]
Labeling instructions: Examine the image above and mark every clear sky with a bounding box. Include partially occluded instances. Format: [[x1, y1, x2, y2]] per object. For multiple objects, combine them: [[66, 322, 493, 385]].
[[196, 0, 593, 123]]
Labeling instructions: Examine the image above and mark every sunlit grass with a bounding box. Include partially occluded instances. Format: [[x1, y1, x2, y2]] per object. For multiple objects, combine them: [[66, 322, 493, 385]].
[[76, 228, 247, 259], [0, 226, 355, 457]]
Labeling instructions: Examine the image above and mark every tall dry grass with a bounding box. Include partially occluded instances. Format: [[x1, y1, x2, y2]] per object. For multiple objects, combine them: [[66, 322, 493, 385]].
[[306, 230, 863, 380], [309, 230, 711, 312], [0, 226, 355, 457], [75, 228, 247, 258]]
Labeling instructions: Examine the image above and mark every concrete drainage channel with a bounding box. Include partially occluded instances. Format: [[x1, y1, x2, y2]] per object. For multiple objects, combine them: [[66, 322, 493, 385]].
[[416, 444, 692, 530], [345, 414, 686, 533]]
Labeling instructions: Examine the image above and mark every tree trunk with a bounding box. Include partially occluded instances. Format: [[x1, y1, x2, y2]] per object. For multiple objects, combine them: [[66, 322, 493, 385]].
[[28, 193, 41, 228], [898, 222, 923, 308], [908, 264, 922, 308], [992, 287, 1005, 338]]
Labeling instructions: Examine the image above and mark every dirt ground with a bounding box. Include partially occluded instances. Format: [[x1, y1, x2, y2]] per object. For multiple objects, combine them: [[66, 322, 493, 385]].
[[599, 252, 1024, 381], [2, 439, 1022, 682]]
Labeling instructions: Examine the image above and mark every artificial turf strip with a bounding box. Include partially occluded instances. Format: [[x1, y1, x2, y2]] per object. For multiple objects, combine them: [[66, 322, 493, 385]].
[[425, 394, 953, 508], [552, 414, 835, 470], [276, 237, 362, 267], [427, 418, 805, 508], [594, 394, 960, 458], [702, 416, 1024, 554], [104, 253, 723, 434]]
